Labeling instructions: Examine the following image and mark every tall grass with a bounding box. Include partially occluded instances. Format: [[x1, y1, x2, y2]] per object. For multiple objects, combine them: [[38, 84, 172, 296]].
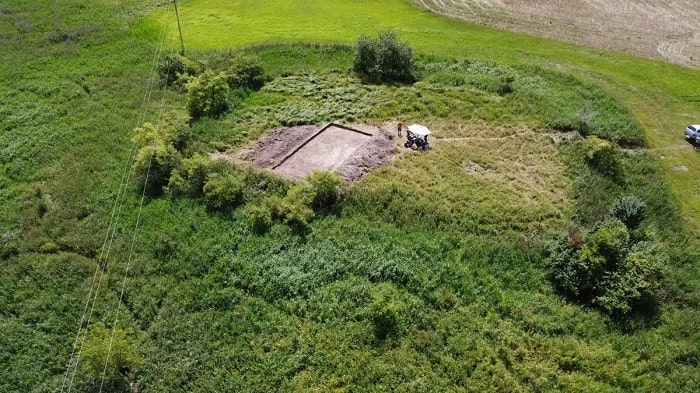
[[1, 0, 699, 391]]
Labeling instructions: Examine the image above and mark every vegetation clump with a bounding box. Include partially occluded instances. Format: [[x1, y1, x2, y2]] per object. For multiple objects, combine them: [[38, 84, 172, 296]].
[[78, 322, 142, 391], [353, 31, 416, 84], [131, 111, 191, 195], [546, 196, 666, 315]]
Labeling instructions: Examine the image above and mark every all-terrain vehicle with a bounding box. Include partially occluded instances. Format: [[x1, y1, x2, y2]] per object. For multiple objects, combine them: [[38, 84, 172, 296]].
[[404, 124, 431, 151]]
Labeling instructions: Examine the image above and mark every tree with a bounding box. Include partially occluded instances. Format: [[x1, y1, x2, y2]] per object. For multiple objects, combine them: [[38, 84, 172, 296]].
[[546, 218, 666, 316], [186, 70, 230, 119], [353, 32, 415, 83]]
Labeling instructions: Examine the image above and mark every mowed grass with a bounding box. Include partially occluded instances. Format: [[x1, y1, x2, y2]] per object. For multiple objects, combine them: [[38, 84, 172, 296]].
[[142, 0, 700, 230]]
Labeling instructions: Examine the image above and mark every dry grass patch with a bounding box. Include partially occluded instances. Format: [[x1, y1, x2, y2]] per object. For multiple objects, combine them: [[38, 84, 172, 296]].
[[354, 122, 573, 236]]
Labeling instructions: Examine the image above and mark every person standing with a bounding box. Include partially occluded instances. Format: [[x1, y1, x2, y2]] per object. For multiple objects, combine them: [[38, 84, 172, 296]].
[[397, 121, 403, 137]]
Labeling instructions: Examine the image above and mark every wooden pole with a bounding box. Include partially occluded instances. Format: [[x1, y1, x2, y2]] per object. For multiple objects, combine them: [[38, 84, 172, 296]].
[[173, 0, 185, 56]]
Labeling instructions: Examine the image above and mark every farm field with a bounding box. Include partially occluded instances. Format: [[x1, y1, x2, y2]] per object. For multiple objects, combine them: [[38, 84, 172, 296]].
[[0, 0, 699, 392], [415, 0, 700, 68]]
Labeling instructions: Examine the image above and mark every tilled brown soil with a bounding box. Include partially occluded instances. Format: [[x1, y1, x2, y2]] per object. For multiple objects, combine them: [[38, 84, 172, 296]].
[[236, 124, 398, 182]]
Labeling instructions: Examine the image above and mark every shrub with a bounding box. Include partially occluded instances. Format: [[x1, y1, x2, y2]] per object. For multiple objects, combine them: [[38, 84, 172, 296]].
[[546, 218, 666, 316], [157, 54, 200, 86], [579, 219, 630, 274], [545, 233, 586, 298], [132, 111, 191, 195], [367, 284, 405, 342], [246, 203, 274, 234], [168, 154, 212, 196], [353, 35, 380, 82], [306, 170, 343, 209], [279, 184, 315, 227], [79, 322, 142, 388], [186, 70, 230, 119], [227, 54, 265, 90], [610, 195, 647, 230], [353, 32, 415, 83], [596, 240, 667, 314], [203, 171, 244, 210], [581, 136, 622, 178]]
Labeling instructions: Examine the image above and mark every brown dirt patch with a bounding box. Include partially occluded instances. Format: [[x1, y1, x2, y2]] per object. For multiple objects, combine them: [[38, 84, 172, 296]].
[[232, 123, 398, 182]]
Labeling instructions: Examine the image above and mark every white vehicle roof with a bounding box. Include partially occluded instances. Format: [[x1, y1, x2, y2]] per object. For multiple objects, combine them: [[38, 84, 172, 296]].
[[408, 124, 431, 136]]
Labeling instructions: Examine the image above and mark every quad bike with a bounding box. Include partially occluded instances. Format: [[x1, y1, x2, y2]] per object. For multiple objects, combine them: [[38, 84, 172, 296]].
[[404, 129, 431, 151]]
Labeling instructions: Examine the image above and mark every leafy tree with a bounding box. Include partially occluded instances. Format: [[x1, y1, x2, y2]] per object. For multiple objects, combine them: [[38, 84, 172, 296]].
[[546, 218, 667, 316], [79, 322, 142, 390], [353, 32, 415, 83], [186, 70, 230, 119], [131, 111, 191, 195]]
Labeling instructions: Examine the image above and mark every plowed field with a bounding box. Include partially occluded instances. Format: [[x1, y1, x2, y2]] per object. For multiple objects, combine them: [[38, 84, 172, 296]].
[[415, 0, 700, 67]]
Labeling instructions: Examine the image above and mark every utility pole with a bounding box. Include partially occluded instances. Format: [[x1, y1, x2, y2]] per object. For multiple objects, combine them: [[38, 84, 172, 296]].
[[173, 0, 185, 56]]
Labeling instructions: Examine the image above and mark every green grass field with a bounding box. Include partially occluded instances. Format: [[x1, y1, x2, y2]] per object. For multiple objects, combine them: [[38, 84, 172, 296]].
[[143, 0, 700, 228], [1, 0, 699, 392]]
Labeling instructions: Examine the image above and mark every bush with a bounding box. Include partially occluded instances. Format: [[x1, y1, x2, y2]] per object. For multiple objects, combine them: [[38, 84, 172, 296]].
[[306, 170, 342, 209], [546, 218, 667, 316], [545, 234, 586, 298], [227, 54, 265, 90], [157, 54, 200, 86], [78, 322, 142, 388], [246, 203, 274, 234], [353, 31, 415, 83], [610, 195, 647, 230], [366, 284, 405, 342], [203, 171, 244, 210], [279, 184, 315, 227], [186, 70, 230, 119], [131, 111, 191, 195], [581, 136, 622, 178], [168, 154, 212, 196]]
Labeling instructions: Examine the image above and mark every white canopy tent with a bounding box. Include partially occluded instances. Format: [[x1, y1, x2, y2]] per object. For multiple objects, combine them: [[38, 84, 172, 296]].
[[407, 124, 431, 136]]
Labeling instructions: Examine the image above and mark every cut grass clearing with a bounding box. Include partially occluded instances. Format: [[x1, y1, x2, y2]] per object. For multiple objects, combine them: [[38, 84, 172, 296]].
[[141, 0, 700, 229]]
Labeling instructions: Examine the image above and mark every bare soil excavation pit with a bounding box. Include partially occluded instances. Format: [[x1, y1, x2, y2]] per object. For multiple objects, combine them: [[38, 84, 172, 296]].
[[239, 123, 397, 182]]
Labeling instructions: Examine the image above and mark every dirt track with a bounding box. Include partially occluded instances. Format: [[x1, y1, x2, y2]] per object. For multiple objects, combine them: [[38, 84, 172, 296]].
[[415, 0, 700, 68]]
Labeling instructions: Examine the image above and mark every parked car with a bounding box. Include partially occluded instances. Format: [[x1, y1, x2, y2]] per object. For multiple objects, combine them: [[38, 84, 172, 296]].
[[685, 124, 700, 141]]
